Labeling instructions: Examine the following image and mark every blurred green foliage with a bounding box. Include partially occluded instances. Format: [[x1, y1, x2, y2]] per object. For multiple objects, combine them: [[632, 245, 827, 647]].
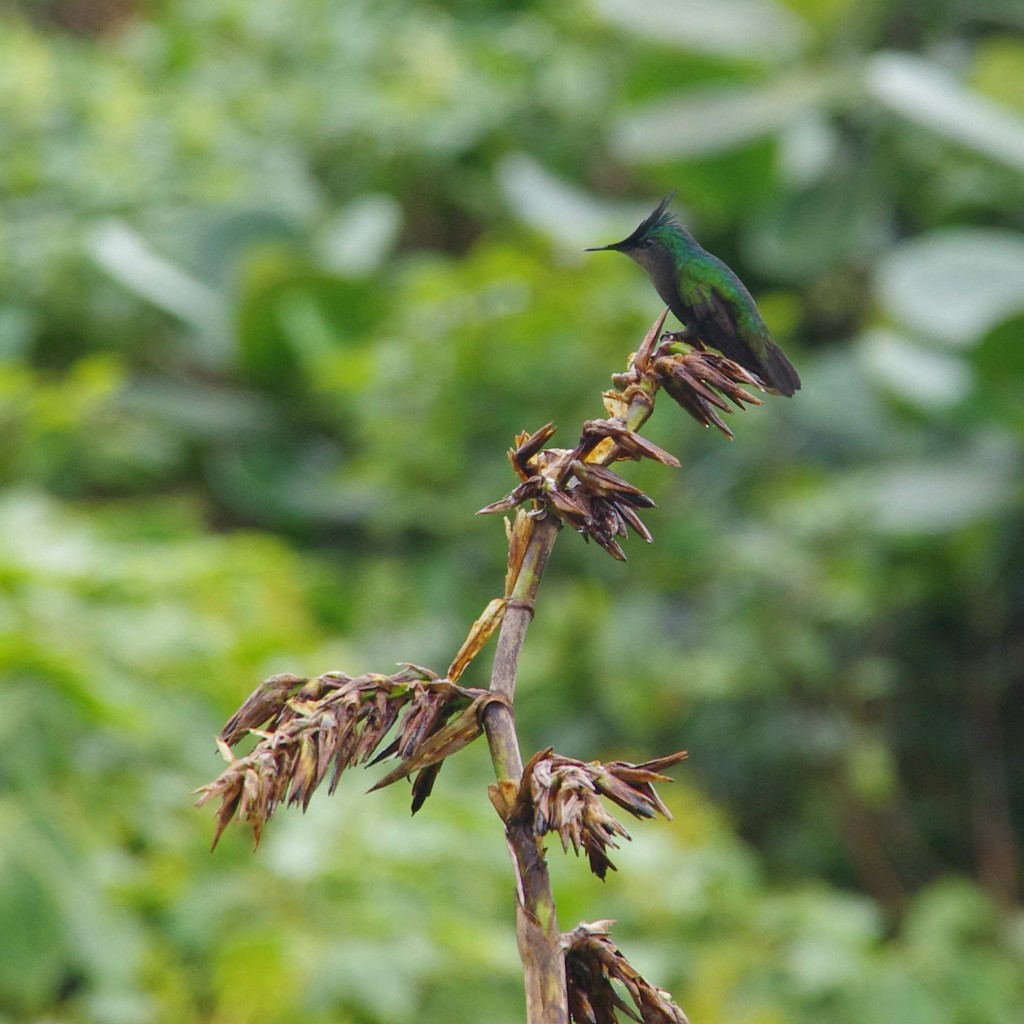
[[1, 0, 1023, 1021]]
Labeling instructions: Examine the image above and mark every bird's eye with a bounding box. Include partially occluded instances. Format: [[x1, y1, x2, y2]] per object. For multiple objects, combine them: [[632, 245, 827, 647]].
[[644, 238, 654, 247]]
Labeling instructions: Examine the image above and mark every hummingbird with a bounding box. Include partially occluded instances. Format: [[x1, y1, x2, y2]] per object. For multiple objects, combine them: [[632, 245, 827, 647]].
[[585, 193, 800, 396]]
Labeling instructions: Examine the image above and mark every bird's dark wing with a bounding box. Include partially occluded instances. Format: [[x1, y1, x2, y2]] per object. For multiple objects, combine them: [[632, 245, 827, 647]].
[[678, 275, 754, 350], [690, 287, 738, 340], [679, 265, 801, 396]]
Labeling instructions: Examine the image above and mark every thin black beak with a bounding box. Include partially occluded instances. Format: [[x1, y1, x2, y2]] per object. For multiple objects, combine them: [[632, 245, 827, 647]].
[[584, 192, 678, 253]]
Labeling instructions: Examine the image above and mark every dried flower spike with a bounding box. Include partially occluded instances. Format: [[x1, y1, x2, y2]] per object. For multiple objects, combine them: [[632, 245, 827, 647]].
[[654, 349, 763, 439], [515, 750, 687, 878], [564, 920, 690, 1024], [196, 668, 496, 848], [478, 425, 662, 561]]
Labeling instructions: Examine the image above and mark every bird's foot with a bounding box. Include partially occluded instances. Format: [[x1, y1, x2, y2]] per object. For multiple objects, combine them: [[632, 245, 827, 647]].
[[657, 330, 705, 358]]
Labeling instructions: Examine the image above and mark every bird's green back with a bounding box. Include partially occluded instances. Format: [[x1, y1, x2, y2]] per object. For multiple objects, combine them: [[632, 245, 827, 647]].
[[649, 225, 771, 345]]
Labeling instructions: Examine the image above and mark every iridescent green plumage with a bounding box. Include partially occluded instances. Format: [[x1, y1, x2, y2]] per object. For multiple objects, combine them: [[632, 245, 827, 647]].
[[586, 193, 800, 396]]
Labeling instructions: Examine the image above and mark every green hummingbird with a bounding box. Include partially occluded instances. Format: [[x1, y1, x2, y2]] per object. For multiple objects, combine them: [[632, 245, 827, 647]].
[[585, 193, 800, 396]]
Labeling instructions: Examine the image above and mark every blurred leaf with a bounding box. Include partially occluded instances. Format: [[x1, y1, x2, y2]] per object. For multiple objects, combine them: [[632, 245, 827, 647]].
[[114, 380, 272, 441], [972, 313, 1024, 417], [193, 208, 306, 285], [87, 220, 230, 351], [776, 114, 841, 187], [780, 891, 882, 994], [0, 305, 34, 361], [865, 52, 1024, 170], [497, 153, 659, 249], [858, 328, 971, 409], [593, 0, 810, 61], [316, 193, 403, 277], [613, 71, 840, 159], [781, 0, 859, 32], [236, 259, 385, 392], [207, 444, 386, 529], [744, 165, 890, 281], [0, 849, 67, 1015], [970, 37, 1024, 113], [667, 144, 779, 220], [903, 879, 1002, 961], [845, 734, 897, 807], [212, 933, 295, 1024], [877, 229, 1024, 346], [304, 939, 426, 1019], [844, 965, 947, 1024], [846, 448, 1018, 535]]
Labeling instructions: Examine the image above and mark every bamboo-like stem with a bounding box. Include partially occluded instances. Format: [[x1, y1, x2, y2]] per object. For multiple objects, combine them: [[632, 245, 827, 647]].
[[481, 312, 667, 1024], [200, 307, 750, 1023], [483, 513, 564, 1024], [485, 514, 560, 782]]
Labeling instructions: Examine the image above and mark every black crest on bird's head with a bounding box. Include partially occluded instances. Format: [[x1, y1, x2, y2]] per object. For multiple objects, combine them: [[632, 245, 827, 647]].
[[585, 191, 678, 253]]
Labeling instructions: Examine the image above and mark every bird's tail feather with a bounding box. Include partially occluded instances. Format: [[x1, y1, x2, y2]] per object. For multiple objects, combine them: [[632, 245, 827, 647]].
[[758, 342, 801, 397]]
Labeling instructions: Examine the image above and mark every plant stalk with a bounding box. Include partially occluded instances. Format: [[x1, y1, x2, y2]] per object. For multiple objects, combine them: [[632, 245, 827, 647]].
[[481, 313, 666, 1024], [483, 513, 565, 1024]]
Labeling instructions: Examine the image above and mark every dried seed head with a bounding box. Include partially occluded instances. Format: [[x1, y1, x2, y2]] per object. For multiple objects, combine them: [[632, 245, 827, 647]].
[[517, 750, 686, 879], [220, 673, 308, 746], [570, 461, 656, 507], [564, 921, 691, 1024], [481, 315, 772, 564], [581, 420, 680, 468], [196, 668, 498, 848], [478, 419, 663, 561], [511, 423, 559, 478], [654, 350, 763, 439]]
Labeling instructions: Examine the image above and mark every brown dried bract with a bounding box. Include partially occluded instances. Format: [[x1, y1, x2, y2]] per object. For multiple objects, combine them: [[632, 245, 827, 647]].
[[368, 688, 510, 793], [581, 420, 680, 468], [654, 349, 763, 439], [514, 749, 687, 879], [196, 667, 495, 848], [564, 921, 690, 1024], [477, 315, 768, 559], [477, 418, 669, 560], [478, 313, 771, 562], [447, 597, 507, 683]]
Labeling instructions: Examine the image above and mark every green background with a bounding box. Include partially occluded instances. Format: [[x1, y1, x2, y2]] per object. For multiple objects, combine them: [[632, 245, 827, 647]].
[[1, 0, 1023, 1020]]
